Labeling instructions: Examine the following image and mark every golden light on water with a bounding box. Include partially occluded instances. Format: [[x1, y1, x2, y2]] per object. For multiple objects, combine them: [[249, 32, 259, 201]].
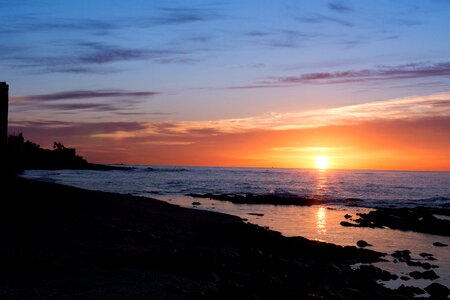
[[315, 156, 330, 170], [316, 207, 327, 234]]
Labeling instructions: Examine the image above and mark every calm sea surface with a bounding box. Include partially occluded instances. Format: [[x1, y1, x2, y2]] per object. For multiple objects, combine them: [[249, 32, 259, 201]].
[[23, 166, 450, 208], [23, 166, 450, 290]]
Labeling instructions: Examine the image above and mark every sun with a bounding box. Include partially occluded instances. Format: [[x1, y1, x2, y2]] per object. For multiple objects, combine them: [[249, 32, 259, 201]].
[[315, 156, 330, 170]]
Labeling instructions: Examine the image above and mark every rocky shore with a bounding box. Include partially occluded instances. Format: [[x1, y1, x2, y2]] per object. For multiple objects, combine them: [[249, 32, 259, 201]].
[[187, 193, 324, 206], [340, 207, 450, 237], [0, 177, 447, 299]]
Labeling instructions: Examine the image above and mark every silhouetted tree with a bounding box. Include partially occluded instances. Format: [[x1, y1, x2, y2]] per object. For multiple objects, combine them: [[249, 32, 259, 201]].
[[53, 142, 66, 151]]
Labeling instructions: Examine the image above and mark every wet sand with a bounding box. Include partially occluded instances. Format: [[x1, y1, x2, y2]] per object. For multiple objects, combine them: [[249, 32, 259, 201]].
[[0, 177, 437, 299]]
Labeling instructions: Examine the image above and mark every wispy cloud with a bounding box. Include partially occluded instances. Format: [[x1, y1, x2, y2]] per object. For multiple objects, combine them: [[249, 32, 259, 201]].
[[75, 92, 450, 139], [0, 4, 220, 74], [228, 62, 450, 89], [10, 89, 160, 114], [297, 14, 353, 27], [10, 121, 148, 139], [13, 89, 159, 102], [151, 7, 220, 26], [5, 42, 186, 74], [394, 19, 422, 27], [271, 146, 351, 152], [328, 2, 351, 13], [272, 62, 450, 84]]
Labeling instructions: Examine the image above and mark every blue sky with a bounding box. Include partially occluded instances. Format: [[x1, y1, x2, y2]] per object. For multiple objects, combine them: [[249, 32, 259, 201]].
[[1, 1, 450, 168]]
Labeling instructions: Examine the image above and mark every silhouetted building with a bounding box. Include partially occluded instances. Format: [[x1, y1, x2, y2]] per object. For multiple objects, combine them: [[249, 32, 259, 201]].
[[0, 82, 8, 145]]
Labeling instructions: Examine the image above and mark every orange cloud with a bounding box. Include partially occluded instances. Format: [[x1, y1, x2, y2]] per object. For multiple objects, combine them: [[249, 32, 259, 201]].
[[11, 92, 450, 170]]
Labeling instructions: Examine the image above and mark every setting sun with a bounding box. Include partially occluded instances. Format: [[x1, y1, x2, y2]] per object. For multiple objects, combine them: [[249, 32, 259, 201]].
[[315, 156, 330, 170]]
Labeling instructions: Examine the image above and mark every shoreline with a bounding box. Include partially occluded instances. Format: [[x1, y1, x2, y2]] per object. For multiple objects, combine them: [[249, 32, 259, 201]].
[[0, 176, 446, 299]]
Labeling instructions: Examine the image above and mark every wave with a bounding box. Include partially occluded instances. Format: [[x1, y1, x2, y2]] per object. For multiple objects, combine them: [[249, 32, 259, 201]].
[[145, 167, 189, 172]]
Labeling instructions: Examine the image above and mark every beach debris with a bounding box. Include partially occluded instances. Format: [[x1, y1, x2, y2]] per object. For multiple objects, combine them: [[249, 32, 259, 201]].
[[344, 214, 352, 219], [356, 240, 372, 248], [192, 202, 201, 206], [432, 241, 448, 247], [424, 282, 450, 298], [409, 270, 439, 280]]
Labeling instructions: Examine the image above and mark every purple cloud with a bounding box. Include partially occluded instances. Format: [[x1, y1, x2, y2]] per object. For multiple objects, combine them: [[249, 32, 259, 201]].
[[272, 62, 450, 85], [20, 89, 159, 102], [225, 62, 450, 89], [10, 121, 147, 138]]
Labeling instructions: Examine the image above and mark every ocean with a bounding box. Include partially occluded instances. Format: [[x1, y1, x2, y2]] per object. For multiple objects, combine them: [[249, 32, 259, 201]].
[[23, 166, 450, 290], [22, 166, 450, 208]]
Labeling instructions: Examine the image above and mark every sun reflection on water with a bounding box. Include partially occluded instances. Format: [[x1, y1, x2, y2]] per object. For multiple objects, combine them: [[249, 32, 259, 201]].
[[316, 206, 327, 235], [314, 170, 330, 198]]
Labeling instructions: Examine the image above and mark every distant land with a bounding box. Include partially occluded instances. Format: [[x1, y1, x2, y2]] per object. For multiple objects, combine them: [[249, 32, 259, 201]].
[[1, 133, 128, 174]]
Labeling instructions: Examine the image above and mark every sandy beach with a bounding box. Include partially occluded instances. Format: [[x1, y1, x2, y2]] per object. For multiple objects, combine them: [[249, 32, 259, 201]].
[[1, 176, 440, 299]]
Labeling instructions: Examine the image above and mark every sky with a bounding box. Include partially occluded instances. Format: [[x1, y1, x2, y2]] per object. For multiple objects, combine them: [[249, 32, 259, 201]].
[[2, 0, 450, 170]]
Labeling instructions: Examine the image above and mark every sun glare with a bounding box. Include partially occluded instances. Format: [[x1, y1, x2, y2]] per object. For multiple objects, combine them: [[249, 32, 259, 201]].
[[315, 156, 330, 170]]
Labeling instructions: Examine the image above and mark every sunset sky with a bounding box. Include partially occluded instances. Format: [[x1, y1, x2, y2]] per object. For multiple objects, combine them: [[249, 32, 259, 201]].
[[2, 0, 450, 170]]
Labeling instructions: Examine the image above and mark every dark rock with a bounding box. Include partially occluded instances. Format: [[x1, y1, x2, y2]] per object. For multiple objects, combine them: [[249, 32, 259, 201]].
[[391, 250, 411, 262], [192, 202, 201, 206], [424, 282, 450, 298], [433, 242, 448, 247], [400, 276, 410, 281], [248, 213, 264, 217], [341, 208, 450, 236], [409, 270, 439, 280], [356, 265, 398, 281], [397, 285, 426, 297], [419, 252, 434, 257], [344, 214, 352, 219], [405, 260, 437, 269], [356, 240, 372, 248], [186, 193, 323, 206], [397, 284, 425, 297], [340, 221, 357, 227]]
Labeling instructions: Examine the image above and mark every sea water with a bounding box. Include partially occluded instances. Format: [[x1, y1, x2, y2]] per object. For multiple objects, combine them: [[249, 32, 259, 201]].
[[23, 166, 450, 291]]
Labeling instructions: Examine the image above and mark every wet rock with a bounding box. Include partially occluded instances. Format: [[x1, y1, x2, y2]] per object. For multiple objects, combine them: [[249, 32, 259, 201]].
[[192, 202, 201, 206], [424, 282, 450, 298], [342, 208, 450, 236], [356, 240, 372, 248], [396, 285, 425, 297], [248, 213, 264, 217], [340, 221, 356, 227], [391, 250, 411, 262], [344, 214, 352, 219], [419, 252, 434, 258], [400, 276, 410, 281], [186, 193, 322, 206], [405, 260, 437, 269], [433, 241, 448, 247], [356, 265, 398, 281], [409, 270, 439, 280]]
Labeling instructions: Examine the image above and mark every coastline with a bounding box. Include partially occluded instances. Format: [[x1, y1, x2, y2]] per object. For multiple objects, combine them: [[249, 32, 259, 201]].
[[0, 177, 441, 299]]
